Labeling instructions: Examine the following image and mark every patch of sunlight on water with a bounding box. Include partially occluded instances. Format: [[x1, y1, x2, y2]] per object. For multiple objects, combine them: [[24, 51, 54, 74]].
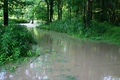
[[0, 71, 6, 80], [103, 76, 120, 80], [33, 28, 39, 36]]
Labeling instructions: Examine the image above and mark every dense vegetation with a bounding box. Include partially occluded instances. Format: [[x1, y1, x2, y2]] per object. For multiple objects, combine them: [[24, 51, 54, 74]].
[[0, 0, 120, 65], [0, 0, 36, 65], [39, 20, 120, 45], [34, 0, 120, 45], [0, 25, 35, 65], [0, 0, 120, 26]]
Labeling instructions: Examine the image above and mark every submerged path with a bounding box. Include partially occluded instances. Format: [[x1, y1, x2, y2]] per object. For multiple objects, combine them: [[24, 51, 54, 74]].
[[0, 25, 120, 80], [20, 20, 39, 27]]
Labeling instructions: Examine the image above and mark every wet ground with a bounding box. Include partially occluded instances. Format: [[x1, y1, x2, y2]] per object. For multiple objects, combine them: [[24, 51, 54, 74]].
[[20, 20, 39, 27], [0, 28, 120, 80]]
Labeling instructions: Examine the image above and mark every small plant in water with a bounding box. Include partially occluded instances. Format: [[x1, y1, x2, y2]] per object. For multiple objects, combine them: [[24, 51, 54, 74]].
[[35, 48, 41, 55], [59, 74, 78, 80], [9, 66, 17, 72], [45, 49, 51, 53]]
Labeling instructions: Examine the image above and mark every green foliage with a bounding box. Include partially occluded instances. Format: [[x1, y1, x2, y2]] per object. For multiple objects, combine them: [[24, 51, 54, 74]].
[[102, 26, 120, 44], [0, 19, 3, 26], [35, 7, 47, 21], [59, 74, 78, 80], [84, 20, 108, 37], [9, 19, 29, 24], [38, 20, 120, 45], [84, 21, 120, 44], [40, 19, 83, 34], [0, 25, 35, 65]]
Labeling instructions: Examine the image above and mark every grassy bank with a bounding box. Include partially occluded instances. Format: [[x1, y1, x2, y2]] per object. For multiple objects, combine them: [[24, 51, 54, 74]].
[[38, 20, 120, 46]]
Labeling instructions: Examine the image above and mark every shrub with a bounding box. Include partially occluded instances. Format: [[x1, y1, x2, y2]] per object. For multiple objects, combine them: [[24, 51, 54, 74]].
[[82, 21, 107, 36], [9, 19, 29, 24], [40, 19, 82, 34], [103, 26, 120, 43], [0, 25, 35, 65]]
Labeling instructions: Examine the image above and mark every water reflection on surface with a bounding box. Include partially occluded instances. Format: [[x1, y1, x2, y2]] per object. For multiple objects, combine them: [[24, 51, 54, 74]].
[[0, 28, 120, 80]]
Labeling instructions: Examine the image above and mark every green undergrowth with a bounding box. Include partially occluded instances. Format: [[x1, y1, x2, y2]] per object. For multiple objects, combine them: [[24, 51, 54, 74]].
[[9, 19, 29, 24], [38, 20, 120, 46], [0, 18, 29, 24], [0, 24, 36, 65], [59, 74, 78, 80]]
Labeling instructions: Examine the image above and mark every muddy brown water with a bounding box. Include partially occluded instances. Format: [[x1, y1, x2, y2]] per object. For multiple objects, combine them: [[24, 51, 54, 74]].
[[0, 28, 120, 80]]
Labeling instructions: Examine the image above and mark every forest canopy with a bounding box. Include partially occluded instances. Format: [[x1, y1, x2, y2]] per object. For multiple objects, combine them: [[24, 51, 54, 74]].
[[0, 0, 120, 26]]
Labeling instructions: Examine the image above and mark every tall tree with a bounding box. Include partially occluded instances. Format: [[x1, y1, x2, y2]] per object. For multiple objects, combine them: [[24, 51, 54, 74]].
[[82, 2, 86, 26], [3, 0, 8, 26], [49, 0, 54, 22], [45, 0, 54, 22], [57, 0, 62, 20], [45, 0, 50, 22], [86, 0, 92, 27]]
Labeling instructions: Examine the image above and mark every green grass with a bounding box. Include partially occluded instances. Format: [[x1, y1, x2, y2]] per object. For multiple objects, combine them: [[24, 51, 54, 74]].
[[38, 20, 120, 46]]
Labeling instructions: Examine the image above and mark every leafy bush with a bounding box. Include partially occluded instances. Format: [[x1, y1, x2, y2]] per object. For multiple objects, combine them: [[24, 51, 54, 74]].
[[0, 25, 35, 65], [83, 20, 108, 37], [0, 18, 4, 27], [39, 19, 83, 34], [9, 19, 29, 24], [102, 26, 120, 43]]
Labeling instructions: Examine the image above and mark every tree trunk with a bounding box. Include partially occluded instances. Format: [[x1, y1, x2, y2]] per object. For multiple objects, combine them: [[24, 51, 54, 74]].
[[57, 0, 62, 20], [50, 0, 54, 22], [101, 0, 108, 22], [31, 14, 34, 24], [3, 0, 8, 26], [83, 3, 86, 27], [75, 8, 79, 18], [68, 6, 71, 20], [45, 0, 50, 23], [86, 0, 92, 27]]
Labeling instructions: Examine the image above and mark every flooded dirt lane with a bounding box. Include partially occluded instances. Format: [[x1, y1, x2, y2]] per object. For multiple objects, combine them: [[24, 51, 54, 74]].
[[1, 28, 120, 80]]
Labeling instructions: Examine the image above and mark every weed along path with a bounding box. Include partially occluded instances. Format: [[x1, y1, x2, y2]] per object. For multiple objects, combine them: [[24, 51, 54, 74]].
[[0, 28, 120, 80]]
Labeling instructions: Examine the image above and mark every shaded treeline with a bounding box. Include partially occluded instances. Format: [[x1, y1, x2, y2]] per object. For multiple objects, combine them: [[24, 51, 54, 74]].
[[0, 0, 120, 26]]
